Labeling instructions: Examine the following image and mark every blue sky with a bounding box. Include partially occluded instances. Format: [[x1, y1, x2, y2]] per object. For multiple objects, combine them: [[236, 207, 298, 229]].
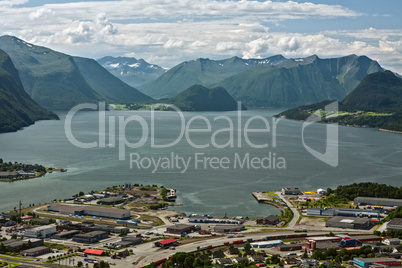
[[1, 0, 401, 73]]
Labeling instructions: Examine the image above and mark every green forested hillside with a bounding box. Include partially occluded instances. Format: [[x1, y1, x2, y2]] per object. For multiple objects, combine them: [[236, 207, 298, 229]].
[[0, 49, 58, 133], [326, 182, 402, 200], [277, 71, 402, 132], [0, 35, 151, 110], [170, 85, 246, 111]]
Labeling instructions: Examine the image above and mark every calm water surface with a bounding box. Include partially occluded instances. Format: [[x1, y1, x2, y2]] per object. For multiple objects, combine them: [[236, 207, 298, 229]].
[[0, 109, 401, 217]]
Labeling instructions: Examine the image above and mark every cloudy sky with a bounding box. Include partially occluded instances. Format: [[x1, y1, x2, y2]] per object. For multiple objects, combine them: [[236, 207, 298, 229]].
[[1, 0, 402, 73]]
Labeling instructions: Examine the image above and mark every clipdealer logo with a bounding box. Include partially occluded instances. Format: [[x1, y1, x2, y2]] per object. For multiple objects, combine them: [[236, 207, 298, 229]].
[[64, 101, 338, 173]]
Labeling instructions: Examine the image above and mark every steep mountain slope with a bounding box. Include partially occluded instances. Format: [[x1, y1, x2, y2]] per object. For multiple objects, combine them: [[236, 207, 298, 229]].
[[97, 56, 166, 89], [73, 57, 150, 102], [218, 54, 384, 107], [143, 55, 286, 99], [342, 70, 402, 112], [170, 85, 246, 111], [0, 49, 58, 133], [0, 36, 151, 110], [277, 71, 402, 132]]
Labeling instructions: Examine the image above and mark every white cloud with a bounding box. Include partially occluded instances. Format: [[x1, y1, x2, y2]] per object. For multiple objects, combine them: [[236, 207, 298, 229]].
[[0, 1, 401, 74], [29, 8, 54, 20]]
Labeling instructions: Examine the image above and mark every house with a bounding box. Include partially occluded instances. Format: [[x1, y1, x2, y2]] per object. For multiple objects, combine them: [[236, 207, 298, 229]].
[[256, 215, 279, 225], [216, 258, 232, 265], [285, 258, 299, 265], [212, 251, 225, 259], [18, 170, 36, 176], [250, 255, 265, 263], [383, 238, 401, 245], [233, 257, 247, 264], [282, 187, 303, 195], [228, 247, 240, 255]]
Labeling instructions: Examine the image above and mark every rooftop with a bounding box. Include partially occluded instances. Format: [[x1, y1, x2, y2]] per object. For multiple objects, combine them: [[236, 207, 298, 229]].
[[20, 246, 49, 253], [158, 238, 177, 245], [84, 249, 104, 255], [389, 218, 402, 226]]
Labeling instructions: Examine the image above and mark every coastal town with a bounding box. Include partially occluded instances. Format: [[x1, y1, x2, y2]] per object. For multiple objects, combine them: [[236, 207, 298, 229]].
[[1, 183, 402, 268]]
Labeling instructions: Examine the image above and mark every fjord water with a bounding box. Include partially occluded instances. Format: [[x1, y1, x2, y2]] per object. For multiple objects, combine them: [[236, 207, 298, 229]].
[[0, 109, 401, 217]]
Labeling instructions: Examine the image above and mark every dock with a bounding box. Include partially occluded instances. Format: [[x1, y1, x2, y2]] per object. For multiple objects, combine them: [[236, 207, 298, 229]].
[[252, 192, 270, 202]]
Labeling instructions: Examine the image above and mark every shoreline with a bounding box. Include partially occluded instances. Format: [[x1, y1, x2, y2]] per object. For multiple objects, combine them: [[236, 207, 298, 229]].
[[0, 168, 67, 182], [379, 128, 402, 134], [277, 116, 401, 134]]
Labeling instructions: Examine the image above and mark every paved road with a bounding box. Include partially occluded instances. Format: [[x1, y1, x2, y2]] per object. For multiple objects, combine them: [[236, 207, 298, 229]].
[[276, 191, 300, 229]]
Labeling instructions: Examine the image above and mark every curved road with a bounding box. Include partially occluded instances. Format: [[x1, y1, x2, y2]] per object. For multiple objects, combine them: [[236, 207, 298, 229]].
[[276, 191, 300, 229]]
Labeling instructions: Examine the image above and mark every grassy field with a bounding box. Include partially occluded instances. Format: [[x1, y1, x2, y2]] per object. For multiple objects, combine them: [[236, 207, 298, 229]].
[[0, 254, 33, 261]]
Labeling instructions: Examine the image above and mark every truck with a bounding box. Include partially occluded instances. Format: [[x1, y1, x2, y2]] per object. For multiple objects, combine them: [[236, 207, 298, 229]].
[[84, 258, 98, 263]]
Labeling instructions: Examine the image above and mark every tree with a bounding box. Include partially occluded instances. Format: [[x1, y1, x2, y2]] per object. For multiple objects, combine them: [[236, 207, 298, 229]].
[[244, 242, 251, 252], [184, 257, 192, 268], [77, 261, 83, 267], [302, 248, 308, 258], [193, 257, 202, 267], [270, 254, 281, 264]]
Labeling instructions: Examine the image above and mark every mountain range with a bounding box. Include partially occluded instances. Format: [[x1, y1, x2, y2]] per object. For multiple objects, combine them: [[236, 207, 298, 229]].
[[0, 36, 151, 110], [97, 56, 166, 89], [0, 49, 58, 133], [0, 35, 394, 115], [138, 53, 383, 107], [142, 55, 286, 98], [277, 71, 402, 132]]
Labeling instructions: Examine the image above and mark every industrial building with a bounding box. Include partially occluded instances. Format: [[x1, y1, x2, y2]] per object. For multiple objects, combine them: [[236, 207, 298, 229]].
[[325, 216, 371, 229], [96, 196, 125, 205], [353, 257, 401, 267], [214, 224, 245, 233], [256, 215, 279, 225], [48, 204, 130, 219], [154, 238, 177, 248], [117, 235, 142, 247], [188, 215, 241, 224], [53, 230, 80, 239], [0, 239, 43, 252], [282, 187, 303, 195], [276, 243, 306, 251], [72, 231, 108, 243], [84, 249, 105, 256], [24, 225, 56, 238], [387, 218, 402, 230], [20, 246, 51, 256], [334, 208, 380, 218], [306, 208, 379, 218], [354, 197, 402, 207], [251, 240, 283, 248], [166, 224, 198, 234]]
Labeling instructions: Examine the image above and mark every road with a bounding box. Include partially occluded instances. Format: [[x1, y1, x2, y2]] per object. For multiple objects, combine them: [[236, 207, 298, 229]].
[[276, 191, 300, 229]]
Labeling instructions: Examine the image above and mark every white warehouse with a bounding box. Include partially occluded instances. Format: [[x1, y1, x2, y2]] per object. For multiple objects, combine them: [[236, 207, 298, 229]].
[[25, 225, 56, 238], [251, 240, 283, 248]]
